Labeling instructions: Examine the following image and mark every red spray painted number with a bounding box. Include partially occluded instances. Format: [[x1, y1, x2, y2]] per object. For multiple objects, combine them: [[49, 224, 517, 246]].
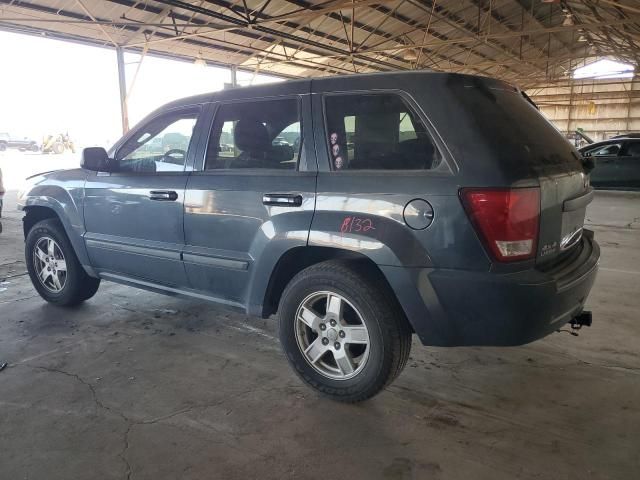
[[340, 216, 376, 234]]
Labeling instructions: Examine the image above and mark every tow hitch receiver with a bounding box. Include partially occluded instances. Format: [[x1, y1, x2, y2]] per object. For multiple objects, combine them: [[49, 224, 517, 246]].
[[570, 311, 593, 330]]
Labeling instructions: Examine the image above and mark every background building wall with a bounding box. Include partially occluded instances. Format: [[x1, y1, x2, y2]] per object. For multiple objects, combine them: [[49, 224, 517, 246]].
[[527, 77, 640, 144]]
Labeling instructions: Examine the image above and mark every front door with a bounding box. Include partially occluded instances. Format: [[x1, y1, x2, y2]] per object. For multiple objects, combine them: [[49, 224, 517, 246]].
[[183, 89, 316, 308], [83, 106, 203, 287], [589, 141, 623, 188]]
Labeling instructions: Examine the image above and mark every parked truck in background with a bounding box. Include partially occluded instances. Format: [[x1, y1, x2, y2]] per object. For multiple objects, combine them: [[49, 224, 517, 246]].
[[0, 132, 39, 152]]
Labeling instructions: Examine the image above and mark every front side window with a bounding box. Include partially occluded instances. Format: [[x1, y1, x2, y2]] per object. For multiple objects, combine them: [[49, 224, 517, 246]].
[[205, 98, 301, 170], [324, 93, 441, 171], [116, 109, 199, 173], [586, 143, 622, 156]]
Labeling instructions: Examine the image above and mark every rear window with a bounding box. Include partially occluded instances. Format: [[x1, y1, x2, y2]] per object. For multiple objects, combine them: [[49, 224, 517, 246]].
[[324, 93, 441, 171], [451, 81, 582, 175]]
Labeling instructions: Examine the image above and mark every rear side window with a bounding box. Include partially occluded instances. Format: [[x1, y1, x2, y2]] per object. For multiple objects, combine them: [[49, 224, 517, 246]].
[[324, 94, 441, 171], [205, 98, 301, 170]]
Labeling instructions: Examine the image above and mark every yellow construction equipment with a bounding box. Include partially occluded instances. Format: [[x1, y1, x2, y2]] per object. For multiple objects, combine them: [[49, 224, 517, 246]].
[[42, 133, 75, 154]]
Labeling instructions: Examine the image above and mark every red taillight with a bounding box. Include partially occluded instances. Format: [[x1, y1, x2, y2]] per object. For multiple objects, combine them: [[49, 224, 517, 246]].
[[460, 187, 540, 262]]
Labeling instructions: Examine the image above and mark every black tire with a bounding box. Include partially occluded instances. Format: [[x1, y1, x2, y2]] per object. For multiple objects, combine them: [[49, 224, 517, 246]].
[[25, 218, 100, 306], [278, 260, 412, 403], [0, 142, 7, 152]]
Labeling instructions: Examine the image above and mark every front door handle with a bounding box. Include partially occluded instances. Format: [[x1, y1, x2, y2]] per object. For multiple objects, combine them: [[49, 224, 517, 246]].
[[262, 193, 303, 207], [149, 190, 178, 201]]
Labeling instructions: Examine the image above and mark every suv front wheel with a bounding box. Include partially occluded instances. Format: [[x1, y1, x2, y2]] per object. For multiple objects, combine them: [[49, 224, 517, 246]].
[[25, 219, 100, 306], [279, 260, 412, 402]]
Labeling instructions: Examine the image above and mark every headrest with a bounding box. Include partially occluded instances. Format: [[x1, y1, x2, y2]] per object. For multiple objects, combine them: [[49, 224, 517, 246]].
[[234, 119, 270, 153], [398, 138, 435, 168]]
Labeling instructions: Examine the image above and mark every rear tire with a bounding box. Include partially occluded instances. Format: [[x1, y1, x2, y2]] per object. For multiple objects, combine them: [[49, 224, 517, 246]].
[[25, 219, 100, 306], [278, 260, 412, 403]]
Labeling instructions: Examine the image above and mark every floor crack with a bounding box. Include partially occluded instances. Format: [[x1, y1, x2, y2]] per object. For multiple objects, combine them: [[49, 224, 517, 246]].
[[29, 365, 134, 479], [17, 366, 285, 479], [121, 422, 134, 480]]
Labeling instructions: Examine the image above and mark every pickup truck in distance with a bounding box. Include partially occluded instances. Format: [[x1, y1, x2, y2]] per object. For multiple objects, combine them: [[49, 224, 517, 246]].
[[18, 72, 599, 402], [0, 132, 39, 152]]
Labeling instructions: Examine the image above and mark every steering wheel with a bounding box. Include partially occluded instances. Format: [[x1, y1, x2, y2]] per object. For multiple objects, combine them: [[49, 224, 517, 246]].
[[161, 149, 187, 164]]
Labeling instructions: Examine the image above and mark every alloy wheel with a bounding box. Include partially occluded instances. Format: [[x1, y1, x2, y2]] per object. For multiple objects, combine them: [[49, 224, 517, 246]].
[[33, 237, 67, 293], [295, 291, 370, 380]]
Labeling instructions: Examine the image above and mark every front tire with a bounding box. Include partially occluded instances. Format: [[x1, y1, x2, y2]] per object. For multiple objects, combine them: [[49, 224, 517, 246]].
[[279, 260, 412, 403], [25, 219, 100, 306]]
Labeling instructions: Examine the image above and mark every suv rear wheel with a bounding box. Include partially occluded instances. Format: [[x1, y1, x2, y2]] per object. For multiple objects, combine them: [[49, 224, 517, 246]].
[[278, 260, 411, 402], [26, 219, 100, 306]]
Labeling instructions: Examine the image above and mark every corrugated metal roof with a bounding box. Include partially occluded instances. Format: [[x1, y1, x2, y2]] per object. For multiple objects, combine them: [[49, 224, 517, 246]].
[[1, 0, 639, 87]]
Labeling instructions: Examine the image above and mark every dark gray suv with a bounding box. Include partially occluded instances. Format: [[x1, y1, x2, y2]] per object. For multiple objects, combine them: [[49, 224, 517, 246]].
[[18, 72, 599, 402]]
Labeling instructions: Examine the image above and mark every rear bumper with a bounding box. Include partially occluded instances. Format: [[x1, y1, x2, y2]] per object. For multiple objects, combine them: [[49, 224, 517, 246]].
[[381, 230, 600, 347]]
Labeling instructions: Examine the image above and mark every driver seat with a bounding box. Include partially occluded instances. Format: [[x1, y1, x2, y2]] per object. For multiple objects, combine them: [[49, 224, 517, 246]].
[[233, 119, 271, 168]]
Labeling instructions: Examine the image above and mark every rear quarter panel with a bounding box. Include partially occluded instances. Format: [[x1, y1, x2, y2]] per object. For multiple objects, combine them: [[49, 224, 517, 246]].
[[309, 75, 490, 270]]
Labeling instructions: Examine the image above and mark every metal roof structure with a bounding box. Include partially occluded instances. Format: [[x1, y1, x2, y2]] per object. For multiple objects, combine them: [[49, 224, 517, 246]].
[[1, 0, 640, 89]]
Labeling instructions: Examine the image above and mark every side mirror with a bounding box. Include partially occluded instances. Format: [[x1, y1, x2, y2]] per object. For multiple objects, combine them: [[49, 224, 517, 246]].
[[81, 147, 111, 172]]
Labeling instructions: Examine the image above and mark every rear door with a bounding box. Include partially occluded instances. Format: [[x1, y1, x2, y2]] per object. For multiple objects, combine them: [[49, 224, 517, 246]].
[[183, 90, 316, 307]]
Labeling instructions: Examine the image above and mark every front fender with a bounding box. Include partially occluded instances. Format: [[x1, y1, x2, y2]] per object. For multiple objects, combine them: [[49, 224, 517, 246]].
[[18, 169, 92, 269]]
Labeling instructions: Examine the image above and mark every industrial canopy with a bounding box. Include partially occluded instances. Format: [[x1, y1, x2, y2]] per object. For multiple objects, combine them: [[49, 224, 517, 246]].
[[1, 0, 640, 88]]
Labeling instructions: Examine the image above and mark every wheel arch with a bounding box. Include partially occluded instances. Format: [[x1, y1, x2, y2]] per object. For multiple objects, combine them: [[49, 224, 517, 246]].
[[257, 246, 413, 332], [22, 203, 95, 277], [23, 205, 60, 238]]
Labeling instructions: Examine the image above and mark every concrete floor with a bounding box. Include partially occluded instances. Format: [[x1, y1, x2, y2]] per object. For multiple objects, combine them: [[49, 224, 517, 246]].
[[1, 184, 639, 480]]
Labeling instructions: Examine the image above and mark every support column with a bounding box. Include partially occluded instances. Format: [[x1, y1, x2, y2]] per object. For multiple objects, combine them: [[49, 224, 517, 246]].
[[567, 81, 575, 135], [230, 65, 238, 88], [116, 47, 129, 134], [625, 78, 635, 133]]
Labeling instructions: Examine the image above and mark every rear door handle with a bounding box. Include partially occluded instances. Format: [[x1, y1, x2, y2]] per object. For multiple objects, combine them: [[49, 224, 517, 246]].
[[262, 194, 303, 207], [149, 190, 178, 201]]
